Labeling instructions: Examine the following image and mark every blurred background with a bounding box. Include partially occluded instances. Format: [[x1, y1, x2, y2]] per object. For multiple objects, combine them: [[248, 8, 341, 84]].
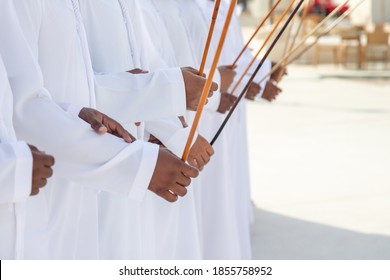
[[239, 0, 390, 259]]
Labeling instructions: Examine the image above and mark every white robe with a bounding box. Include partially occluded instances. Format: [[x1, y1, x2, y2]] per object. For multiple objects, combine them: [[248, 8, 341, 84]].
[[0, 54, 33, 260], [2, 0, 167, 259], [171, 0, 271, 259], [79, 0, 204, 259], [201, 0, 273, 259], [152, 0, 242, 259]]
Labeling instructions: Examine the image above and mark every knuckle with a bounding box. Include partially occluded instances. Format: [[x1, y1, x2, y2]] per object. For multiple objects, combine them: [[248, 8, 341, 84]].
[[30, 189, 39, 196]]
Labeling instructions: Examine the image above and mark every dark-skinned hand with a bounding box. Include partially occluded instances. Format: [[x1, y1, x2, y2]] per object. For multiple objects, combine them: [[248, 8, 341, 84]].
[[187, 135, 214, 171], [245, 82, 261, 101], [218, 65, 237, 94], [271, 61, 287, 83], [127, 68, 149, 74], [148, 148, 199, 202], [261, 80, 282, 102], [178, 116, 188, 128], [217, 93, 237, 114], [29, 145, 55, 196], [181, 67, 219, 111], [148, 134, 165, 147], [78, 107, 135, 143]]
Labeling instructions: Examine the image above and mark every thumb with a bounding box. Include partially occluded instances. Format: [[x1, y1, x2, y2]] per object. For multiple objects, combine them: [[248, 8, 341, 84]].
[[91, 119, 107, 135]]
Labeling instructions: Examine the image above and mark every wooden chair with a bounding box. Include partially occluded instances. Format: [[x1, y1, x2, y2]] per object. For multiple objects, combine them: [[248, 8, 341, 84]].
[[338, 26, 364, 69], [363, 25, 390, 69]]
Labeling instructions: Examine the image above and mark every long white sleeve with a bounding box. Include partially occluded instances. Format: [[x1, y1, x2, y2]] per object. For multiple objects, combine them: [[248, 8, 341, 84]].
[[0, 0, 158, 200], [0, 142, 32, 204], [94, 68, 186, 123], [78, 0, 187, 123], [145, 118, 198, 157]]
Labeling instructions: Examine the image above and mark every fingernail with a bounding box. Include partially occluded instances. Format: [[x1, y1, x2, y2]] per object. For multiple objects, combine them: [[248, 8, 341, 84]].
[[98, 126, 107, 134]]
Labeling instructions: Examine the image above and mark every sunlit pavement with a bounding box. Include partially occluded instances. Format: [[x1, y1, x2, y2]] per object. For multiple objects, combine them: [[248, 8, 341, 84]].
[[247, 65, 390, 259]]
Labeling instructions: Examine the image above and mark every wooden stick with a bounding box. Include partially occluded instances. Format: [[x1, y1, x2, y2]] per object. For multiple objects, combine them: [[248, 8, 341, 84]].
[[231, 0, 282, 69], [257, 0, 352, 85], [211, 0, 305, 146], [275, 0, 312, 82], [182, 0, 237, 161], [289, 0, 312, 52], [198, 0, 222, 76], [229, 0, 297, 96]]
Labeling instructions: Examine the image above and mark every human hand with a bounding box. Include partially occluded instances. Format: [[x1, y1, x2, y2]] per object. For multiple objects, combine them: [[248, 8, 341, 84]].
[[181, 67, 218, 111], [78, 107, 135, 143], [218, 65, 237, 94], [127, 68, 149, 74], [271, 61, 287, 83], [29, 145, 55, 196], [245, 82, 261, 101], [217, 93, 237, 114], [149, 148, 199, 202], [261, 80, 282, 102], [187, 135, 214, 171]]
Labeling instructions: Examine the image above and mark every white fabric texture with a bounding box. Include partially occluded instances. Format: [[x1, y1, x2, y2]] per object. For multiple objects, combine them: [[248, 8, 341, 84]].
[[1, 0, 159, 259], [78, 0, 202, 259], [0, 53, 33, 260]]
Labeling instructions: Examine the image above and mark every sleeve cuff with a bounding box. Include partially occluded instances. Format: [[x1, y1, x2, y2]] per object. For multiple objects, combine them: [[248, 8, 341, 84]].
[[57, 103, 84, 118], [171, 68, 187, 115], [127, 141, 159, 201], [12, 141, 33, 202], [164, 127, 199, 158], [204, 68, 222, 112]]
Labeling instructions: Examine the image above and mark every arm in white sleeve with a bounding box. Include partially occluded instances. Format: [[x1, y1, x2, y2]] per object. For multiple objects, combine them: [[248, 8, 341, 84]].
[[0, 142, 32, 204], [145, 118, 198, 158], [94, 68, 186, 123], [0, 0, 158, 201]]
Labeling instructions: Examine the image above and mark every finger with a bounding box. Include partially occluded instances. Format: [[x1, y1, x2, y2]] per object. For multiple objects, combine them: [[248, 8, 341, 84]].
[[42, 166, 54, 179], [185, 67, 198, 75], [219, 108, 227, 114], [170, 185, 188, 197], [127, 68, 149, 74], [201, 153, 210, 165], [109, 123, 133, 143], [180, 162, 199, 178], [187, 156, 200, 170], [39, 178, 48, 188], [158, 190, 178, 203], [30, 188, 39, 196], [176, 172, 191, 187], [28, 145, 38, 152], [230, 97, 238, 105], [43, 154, 55, 167], [206, 146, 215, 157], [102, 115, 134, 143], [210, 82, 219, 92], [195, 156, 205, 170], [90, 119, 107, 135]]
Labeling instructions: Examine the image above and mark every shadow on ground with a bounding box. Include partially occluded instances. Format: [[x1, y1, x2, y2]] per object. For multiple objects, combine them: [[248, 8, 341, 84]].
[[251, 208, 390, 260]]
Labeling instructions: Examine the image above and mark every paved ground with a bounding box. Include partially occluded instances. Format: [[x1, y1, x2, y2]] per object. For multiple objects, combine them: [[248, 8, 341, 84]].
[[247, 65, 390, 259]]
